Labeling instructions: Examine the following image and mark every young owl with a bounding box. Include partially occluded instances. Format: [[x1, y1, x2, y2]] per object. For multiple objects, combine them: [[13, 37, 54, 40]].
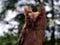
[[17, 5, 46, 45]]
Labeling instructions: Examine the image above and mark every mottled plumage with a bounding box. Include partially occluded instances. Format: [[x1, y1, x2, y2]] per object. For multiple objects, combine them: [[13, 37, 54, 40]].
[[17, 5, 46, 45]]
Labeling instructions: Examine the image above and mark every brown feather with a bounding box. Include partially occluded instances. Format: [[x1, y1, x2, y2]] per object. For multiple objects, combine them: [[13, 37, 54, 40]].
[[17, 5, 46, 45]]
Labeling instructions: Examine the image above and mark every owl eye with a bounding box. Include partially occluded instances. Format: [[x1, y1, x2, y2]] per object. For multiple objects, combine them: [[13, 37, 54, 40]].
[[27, 17, 30, 19], [39, 13, 42, 16], [27, 16, 30, 19]]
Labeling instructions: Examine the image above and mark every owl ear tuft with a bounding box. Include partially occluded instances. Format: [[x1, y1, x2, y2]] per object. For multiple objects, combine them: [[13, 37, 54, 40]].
[[24, 7, 28, 16], [37, 5, 44, 12], [24, 6, 32, 16]]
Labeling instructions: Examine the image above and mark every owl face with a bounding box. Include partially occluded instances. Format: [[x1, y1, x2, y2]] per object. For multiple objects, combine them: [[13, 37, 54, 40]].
[[24, 6, 40, 22], [24, 6, 45, 28], [28, 12, 40, 22]]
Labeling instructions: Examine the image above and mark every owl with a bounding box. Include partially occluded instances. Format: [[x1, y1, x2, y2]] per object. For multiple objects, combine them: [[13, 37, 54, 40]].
[[17, 5, 46, 45]]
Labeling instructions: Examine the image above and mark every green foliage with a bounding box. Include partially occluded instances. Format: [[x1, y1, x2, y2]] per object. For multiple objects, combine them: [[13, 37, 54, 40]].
[[5, 0, 17, 10], [0, 0, 18, 45], [0, 0, 60, 45], [0, 33, 17, 45], [44, 0, 48, 2]]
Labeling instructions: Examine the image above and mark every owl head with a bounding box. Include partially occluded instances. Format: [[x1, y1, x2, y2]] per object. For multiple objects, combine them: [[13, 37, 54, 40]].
[[24, 6, 41, 22], [23, 6, 45, 28]]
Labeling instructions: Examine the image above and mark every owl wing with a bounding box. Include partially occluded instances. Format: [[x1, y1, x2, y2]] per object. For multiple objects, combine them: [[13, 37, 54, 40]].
[[17, 23, 27, 45]]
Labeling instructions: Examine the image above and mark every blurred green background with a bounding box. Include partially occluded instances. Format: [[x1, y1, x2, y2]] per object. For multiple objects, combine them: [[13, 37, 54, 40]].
[[0, 0, 60, 45]]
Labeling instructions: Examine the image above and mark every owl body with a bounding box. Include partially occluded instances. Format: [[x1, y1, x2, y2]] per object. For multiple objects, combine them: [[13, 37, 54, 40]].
[[17, 6, 46, 45]]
